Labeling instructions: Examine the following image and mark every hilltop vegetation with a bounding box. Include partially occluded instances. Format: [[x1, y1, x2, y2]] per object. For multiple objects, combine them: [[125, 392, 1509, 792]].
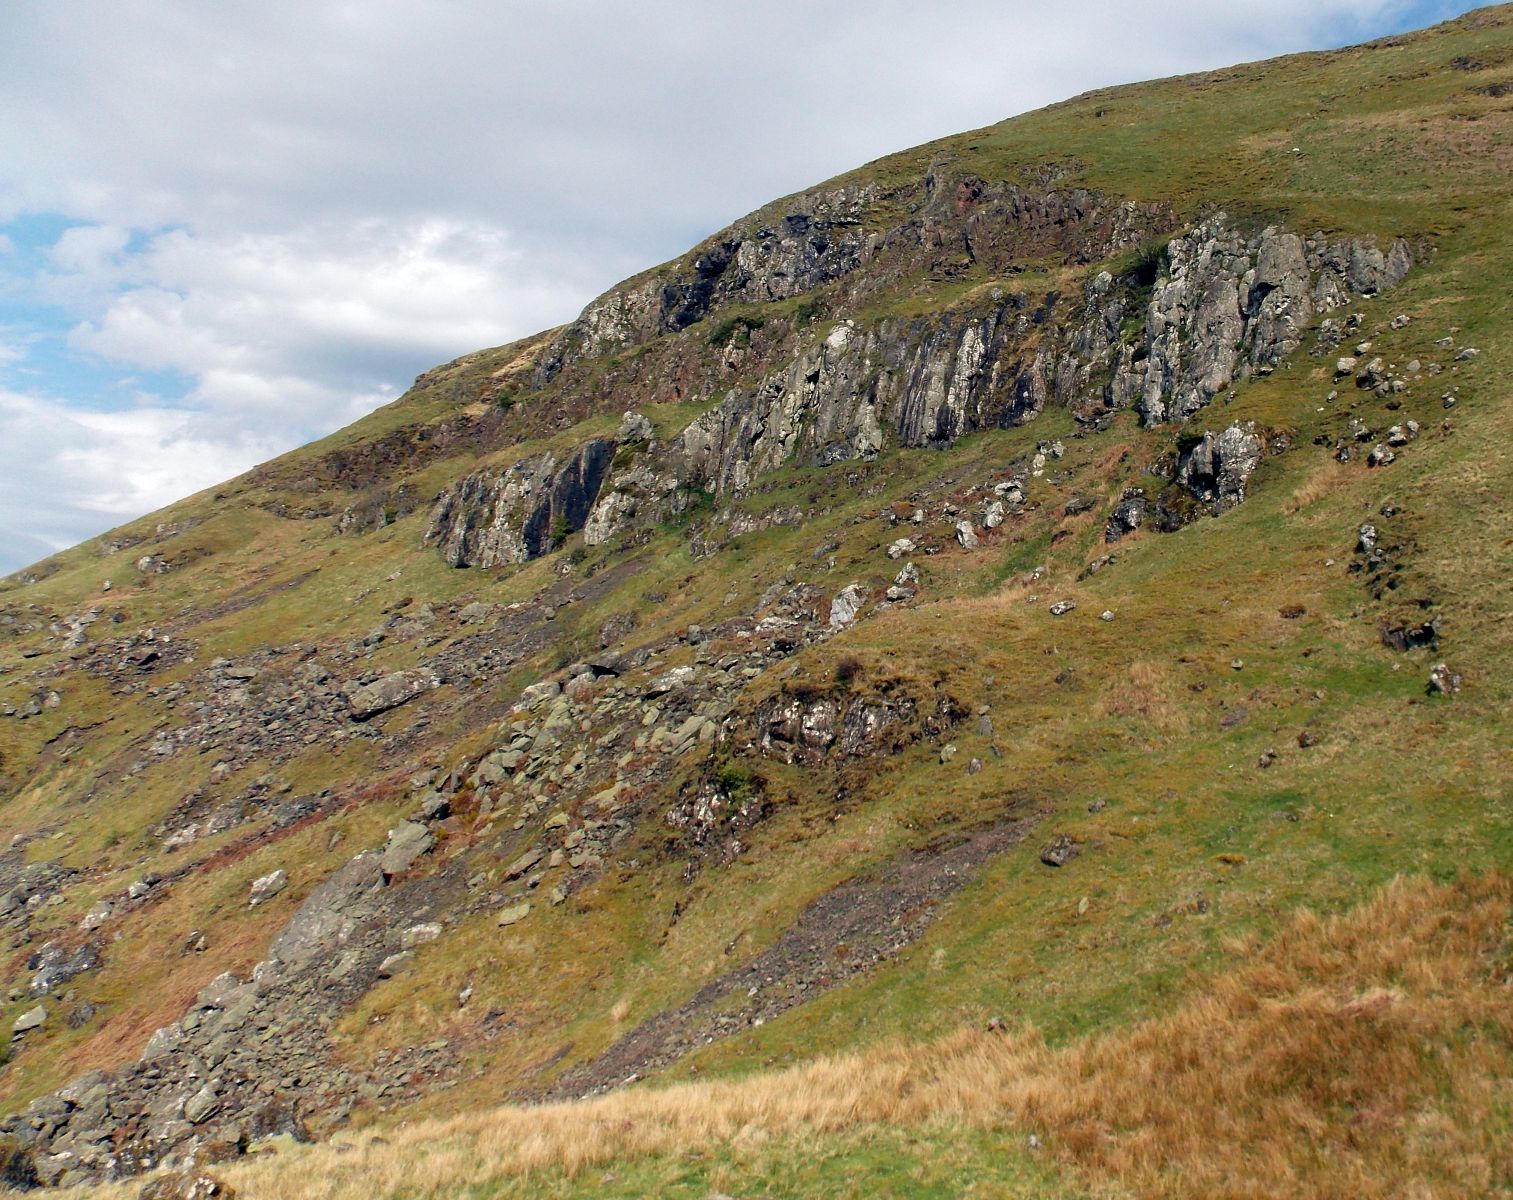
[[1, 6, 1511, 1197]]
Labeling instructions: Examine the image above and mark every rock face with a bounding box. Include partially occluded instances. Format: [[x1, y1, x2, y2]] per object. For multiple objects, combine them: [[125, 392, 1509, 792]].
[[533, 178, 1161, 380], [424, 208, 1410, 565], [425, 439, 615, 567], [1175, 423, 1265, 513], [1127, 218, 1414, 424]]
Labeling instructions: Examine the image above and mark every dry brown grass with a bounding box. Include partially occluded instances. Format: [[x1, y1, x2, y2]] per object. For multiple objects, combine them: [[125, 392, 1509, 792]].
[[1094, 660, 1190, 734], [63, 873, 1513, 1200], [1283, 459, 1352, 515]]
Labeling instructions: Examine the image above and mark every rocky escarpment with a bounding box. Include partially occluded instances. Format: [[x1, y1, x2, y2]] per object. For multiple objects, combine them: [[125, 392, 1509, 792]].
[[1115, 218, 1415, 424], [425, 211, 1413, 566], [532, 174, 1167, 381], [424, 439, 615, 567]]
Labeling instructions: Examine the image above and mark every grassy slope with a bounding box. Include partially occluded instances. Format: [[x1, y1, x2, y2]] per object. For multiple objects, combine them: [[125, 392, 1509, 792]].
[[5, 6, 1513, 1197]]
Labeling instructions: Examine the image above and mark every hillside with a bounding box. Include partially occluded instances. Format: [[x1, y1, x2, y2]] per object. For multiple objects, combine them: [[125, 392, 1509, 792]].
[[2, 6, 1512, 1197]]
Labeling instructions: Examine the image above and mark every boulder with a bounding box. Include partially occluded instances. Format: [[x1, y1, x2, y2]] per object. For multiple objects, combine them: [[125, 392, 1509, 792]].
[[1105, 491, 1147, 542], [182, 1086, 220, 1125], [503, 847, 543, 880], [346, 668, 441, 720], [1175, 423, 1264, 513], [643, 666, 696, 698], [247, 870, 287, 907], [400, 922, 443, 949], [381, 822, 434, 877], [829, 583, 868, 629], [80, 900, 113, 931], [11, 1005, 46, 1038], [1040, 836, 1081, 867], [268, 852, 385, 970], [376, 951, 413, 978], [1428, 663, 1462, 695], [496, 902, 531, 928]]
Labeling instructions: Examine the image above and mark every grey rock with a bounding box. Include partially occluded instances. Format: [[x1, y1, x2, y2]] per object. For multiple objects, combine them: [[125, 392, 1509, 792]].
[[617, 410, 656, 444], [1040, 836, 1081, 867], [495, 902, 531, 928], [1132, 218, 1411, 425], [829, 583, 868, 629], [195, 972, 247, 1010], [425, 439, 615, 567], [514, 680, 562, 710], [400, 922, 443, 949], [503, 847, 543, 880], [644, 666, 696, 698], [1175, 422, 1264, 513], [143, 1024, 185, 1060], [182, 1085, 220, 1125], [1428, 663, 1462, 695], [247, 869, 287, 907], [347, 668, 441, 720], [269, 851, 385, 969], [1105, 491, 1147, 543], [79, 900, 112, 931], [458, 601, 495, 625], [11, 1005, 47, 1037], [380, 822, 434, 877], [376, 951, 414, 978]]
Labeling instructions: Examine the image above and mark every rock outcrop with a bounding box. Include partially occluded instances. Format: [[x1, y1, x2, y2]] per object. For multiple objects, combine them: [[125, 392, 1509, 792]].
[[422, 201, 1413, 568], [1124, 219, 1413, 424], [1175, 423, 1265, 514], [425, 439, 615, 567]]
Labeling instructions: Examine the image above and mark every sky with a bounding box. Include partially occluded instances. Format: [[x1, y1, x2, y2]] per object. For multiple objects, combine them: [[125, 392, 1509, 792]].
[[0, 0, 1488, 574]]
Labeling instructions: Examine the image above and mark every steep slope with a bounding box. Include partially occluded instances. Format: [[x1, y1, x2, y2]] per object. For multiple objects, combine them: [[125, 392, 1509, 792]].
[[1, 6, 1511, 1196]]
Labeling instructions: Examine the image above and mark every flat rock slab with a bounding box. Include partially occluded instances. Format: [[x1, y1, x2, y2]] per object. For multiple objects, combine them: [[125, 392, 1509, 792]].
[[346, 669, 441, 720]]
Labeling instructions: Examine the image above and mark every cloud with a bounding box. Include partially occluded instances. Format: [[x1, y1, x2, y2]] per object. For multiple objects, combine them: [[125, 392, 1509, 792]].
[[59, 218, 592, 425], [0, 386, 284, 569]]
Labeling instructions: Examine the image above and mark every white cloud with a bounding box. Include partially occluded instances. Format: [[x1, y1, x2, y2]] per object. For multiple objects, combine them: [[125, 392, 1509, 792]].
[[0, 386, 283, 568], [57, 218, 597, 427]]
